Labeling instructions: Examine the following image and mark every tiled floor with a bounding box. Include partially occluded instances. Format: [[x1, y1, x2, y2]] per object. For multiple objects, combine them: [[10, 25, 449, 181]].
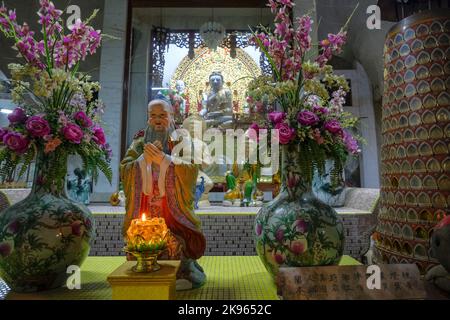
[[0, 256, 359, 300], [1, 256, 277, 300]]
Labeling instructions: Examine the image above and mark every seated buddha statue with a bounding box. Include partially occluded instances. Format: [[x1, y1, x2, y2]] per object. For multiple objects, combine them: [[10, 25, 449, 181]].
[[199, 71, 234, 129]]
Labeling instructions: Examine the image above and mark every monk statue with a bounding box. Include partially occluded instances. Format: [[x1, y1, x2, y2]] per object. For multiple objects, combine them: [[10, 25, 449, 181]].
[[199, 71, 234, 129], [120, 99, 206, 290]]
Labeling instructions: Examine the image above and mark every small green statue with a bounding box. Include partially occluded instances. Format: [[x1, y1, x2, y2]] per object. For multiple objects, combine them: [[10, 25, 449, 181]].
[[223, 171, 242, 207]]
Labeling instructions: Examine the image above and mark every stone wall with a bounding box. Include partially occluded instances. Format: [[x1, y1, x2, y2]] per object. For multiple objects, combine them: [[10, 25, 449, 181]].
[[90, 212, 377, 261]]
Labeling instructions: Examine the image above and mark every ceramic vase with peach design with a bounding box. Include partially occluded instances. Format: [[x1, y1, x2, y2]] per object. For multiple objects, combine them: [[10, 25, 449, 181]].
[[254, 145, 344, 278], [0, 151, 94, 292]]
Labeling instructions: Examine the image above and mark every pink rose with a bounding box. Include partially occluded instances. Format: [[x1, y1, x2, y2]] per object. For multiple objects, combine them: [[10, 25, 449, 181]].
[[8, 107, 27, 124], [274, 122, 295, 145], [3, 131, 30, 154], [73, 111, 93, 128], [92, 126, 106, 146], [324, 119, 342, 135], [25, 115, 51, 137], [62, 123, 83, 144], [268, 112, 286, 124], [297, 110, 319, 126]]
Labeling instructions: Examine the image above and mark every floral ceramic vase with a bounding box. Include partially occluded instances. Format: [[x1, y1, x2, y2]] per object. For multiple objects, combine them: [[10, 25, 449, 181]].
[[0, 151, 94, 292], [255, 145, 345, 278]]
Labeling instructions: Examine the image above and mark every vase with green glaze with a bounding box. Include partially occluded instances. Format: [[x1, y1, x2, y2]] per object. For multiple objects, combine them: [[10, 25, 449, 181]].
[[0, 151, 95, 292], [254, 145, 344, 278]]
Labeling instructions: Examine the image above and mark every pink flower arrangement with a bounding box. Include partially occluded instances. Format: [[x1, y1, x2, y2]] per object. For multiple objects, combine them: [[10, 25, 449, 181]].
[[246, 1, 361, 187], [0, 1, 112, 185]]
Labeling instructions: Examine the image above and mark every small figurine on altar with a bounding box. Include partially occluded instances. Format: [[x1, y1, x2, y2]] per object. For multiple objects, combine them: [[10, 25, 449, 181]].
[[120, 99, 206, 290], [223, 170, 242, 207], [242, 162, 263, 207], [194, 177, 205, 210], [426, 214, 450, 293]]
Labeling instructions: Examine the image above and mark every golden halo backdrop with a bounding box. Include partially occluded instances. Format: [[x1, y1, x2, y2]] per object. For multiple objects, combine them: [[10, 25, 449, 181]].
[[170, 46, 262, 112]]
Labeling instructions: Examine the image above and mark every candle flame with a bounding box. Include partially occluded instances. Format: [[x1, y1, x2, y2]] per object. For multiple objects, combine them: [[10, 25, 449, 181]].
[[141, 213, 147, 221]]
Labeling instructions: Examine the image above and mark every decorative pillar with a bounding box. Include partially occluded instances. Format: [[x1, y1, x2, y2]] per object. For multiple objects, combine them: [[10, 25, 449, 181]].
[[92, 0, 128, 201], [375, 10, 450, 274]]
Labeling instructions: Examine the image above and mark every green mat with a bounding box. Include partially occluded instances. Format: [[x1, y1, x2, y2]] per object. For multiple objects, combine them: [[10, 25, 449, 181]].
[[2, 255, 361, 300]]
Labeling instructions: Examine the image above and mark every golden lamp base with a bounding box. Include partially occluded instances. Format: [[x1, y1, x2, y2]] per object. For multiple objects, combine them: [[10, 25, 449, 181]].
[[123, 249, 163, 273]]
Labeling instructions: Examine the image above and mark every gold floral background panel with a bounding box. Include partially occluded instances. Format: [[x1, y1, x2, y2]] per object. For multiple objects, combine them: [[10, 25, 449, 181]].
[[171, 47, 262, 111]]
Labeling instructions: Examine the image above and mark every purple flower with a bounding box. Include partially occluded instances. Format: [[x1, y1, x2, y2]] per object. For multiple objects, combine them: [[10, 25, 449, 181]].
[[248, 123, 260, 141], [103, 143, 113, 161], [8, 108, 27, 124], [268, 112, 286, 125], [0, 242, 12, 258], [275, 122, 296, 145], [0, 128, 8, 141], [324, 119, 343, 135], [343, 130, 360, 155], [3, 131, 30, 154], [73, 111, 93, 128], [25, 115, 50, 137], [92, 126, 106, 146], [62, 123, 83, 144], [297, 110, 319, 126], [312, 105, 329, 115]]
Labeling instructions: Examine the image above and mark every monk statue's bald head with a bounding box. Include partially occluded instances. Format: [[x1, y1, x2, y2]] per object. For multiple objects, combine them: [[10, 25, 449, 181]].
[[147, 99, 173, 132]]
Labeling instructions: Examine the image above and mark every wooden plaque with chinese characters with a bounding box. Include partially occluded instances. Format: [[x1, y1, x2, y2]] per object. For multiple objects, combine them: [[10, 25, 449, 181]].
[[277, 264, 426, 300]]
